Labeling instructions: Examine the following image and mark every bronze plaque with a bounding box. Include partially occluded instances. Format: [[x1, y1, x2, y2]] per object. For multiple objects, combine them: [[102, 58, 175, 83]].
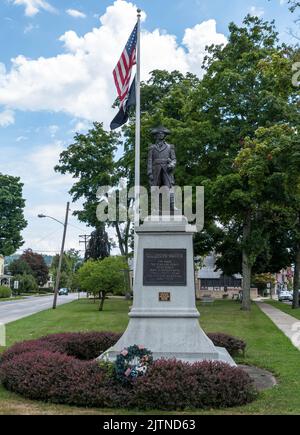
[[143, 249, 187, 286], [159, 292, 171, 302]]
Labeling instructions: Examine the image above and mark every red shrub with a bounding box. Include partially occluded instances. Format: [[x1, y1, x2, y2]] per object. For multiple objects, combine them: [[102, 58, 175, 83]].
[[131, 359, 199, 410], [0, 332, 256, 410], [0, 350, 125, 407], [0, 332, 121, 364], [191, 360, 255, 408], [0, 339, 54, 363], [40, 332, 121, 360], [132, 359, 256, 410], [207, 333, 246, 357]]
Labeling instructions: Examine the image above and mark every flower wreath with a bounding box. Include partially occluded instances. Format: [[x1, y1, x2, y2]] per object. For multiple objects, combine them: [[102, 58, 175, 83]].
[[115, 345, 153, 383]]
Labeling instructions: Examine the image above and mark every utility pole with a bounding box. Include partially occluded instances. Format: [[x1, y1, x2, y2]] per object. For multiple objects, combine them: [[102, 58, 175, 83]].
[[79, 234, 90, 255], [53, 202, 70, 309]]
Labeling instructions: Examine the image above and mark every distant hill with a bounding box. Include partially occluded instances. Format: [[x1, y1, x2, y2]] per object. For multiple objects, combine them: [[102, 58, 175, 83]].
[[43, 255, 54, 267], [4, 254, 20, 265]]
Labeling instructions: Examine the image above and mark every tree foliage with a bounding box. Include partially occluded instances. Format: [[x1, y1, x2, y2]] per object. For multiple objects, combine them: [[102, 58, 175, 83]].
[[55, 123, 119, 228], [20, 250, 49, 286], [288, 0, 300, 13], [76, 256, 128, 311], [190, 17, 298, 310], [9, 258, 33, 276], [85, 227, 111, 261], [12, 274, 39, 295], [54, 124, 134, 256], [51, 249, 82, 289], [253, 273, 276, 296], [0, 174, 27, 256], [54, 15, 299, 311]]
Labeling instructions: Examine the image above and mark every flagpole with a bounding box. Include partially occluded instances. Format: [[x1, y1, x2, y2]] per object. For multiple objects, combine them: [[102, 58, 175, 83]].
[[135, 8, 141, 227], [133, 8, 141, 281]]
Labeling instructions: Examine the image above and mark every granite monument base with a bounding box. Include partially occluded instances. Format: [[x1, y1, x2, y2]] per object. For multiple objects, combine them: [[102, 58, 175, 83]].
[[99, 216, 235, 366]]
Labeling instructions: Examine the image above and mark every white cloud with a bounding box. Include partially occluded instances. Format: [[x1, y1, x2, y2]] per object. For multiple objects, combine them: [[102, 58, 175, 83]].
[[24, 23, 39, 34], [0, 140, 87, 253], [66, 9, 87, 19], [28, 142, 74, 188], [72, 119, 92, 133], [0, 140, 72, 190], [16, 135, 28, 142], [183, 20, 227, 75], [11, 0, 56, 17], [22, 202, 89, 254], [249, 6, 265, 17], [0, 0, 227, 127], [0, 109, 15, 127], [49, 124, 59, 137]]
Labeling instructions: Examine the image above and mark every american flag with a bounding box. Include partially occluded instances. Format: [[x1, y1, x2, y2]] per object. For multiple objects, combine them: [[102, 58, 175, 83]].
[[113, 23, 137, 108]]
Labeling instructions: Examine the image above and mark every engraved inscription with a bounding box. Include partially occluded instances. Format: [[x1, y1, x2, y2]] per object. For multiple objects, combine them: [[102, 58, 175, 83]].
[[143, 249, 187, 286]]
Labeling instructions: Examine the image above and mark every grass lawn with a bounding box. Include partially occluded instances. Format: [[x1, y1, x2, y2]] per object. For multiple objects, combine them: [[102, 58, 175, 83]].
[[1, 298, 300, 415], [266, 300, 300, 320]]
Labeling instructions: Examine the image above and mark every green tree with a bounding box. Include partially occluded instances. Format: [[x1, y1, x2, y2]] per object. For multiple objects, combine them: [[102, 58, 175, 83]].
[[233, 125, 300, 307], [20, 249, 49, 286], [9, 258, 33, 276], [54, 124, 127, 249], [55, 17, 299, 312], [55, 74, 200, 256], [85, 228, 111, 261], [76, 256, 128, 311], [12, 274, 38, 294], [129, 18, 298, 311], [253, 273, 276, 297], [0, 174, 27, 256], [51, 250, 83, 290], [189, 17, 298, 310]]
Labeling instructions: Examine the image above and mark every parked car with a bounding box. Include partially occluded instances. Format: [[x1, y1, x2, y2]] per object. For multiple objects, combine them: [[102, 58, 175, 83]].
[[58, 288, 69, 296], [278, 290, 293, 302]]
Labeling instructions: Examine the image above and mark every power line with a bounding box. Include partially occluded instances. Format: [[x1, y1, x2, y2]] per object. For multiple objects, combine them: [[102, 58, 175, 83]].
[[68, 223, 89, 232], [32, 227, 62, 245], [79, 234, 91, 252], [15, 249, 85, 254]]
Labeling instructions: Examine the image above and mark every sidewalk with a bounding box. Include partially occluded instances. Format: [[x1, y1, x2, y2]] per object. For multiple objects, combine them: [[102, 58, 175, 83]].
[[257, 302, 300, 351]]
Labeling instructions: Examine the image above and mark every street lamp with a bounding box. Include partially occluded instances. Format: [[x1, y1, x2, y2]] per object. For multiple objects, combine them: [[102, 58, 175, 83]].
[[38, 202, 70, 309], [38, 214, 65, 226]]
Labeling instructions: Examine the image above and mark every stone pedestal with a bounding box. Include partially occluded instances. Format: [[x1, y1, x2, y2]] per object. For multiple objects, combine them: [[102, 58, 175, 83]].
[[99, 216, 235, 365]]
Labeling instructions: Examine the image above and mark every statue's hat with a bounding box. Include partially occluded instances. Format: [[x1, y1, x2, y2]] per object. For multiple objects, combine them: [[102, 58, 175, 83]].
[[151, 126, 171, 135]]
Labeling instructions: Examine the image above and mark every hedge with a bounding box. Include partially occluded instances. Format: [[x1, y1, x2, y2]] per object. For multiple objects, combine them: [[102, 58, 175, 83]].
[[0, 331, 246, 363], [0, 286, 11, 299], [0, 332, 256, 410], [207, 333, 246, 357]]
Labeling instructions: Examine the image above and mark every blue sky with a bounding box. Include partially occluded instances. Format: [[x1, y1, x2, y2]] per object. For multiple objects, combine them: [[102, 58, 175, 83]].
[[0, 0, 297, 255]]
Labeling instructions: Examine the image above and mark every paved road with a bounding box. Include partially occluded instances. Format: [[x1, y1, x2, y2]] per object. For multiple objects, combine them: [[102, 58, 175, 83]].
[[0, 294, 80, 325]]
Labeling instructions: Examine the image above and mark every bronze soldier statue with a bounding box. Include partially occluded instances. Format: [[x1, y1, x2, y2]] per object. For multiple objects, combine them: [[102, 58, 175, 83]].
[[147, 126, 176, 214]]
